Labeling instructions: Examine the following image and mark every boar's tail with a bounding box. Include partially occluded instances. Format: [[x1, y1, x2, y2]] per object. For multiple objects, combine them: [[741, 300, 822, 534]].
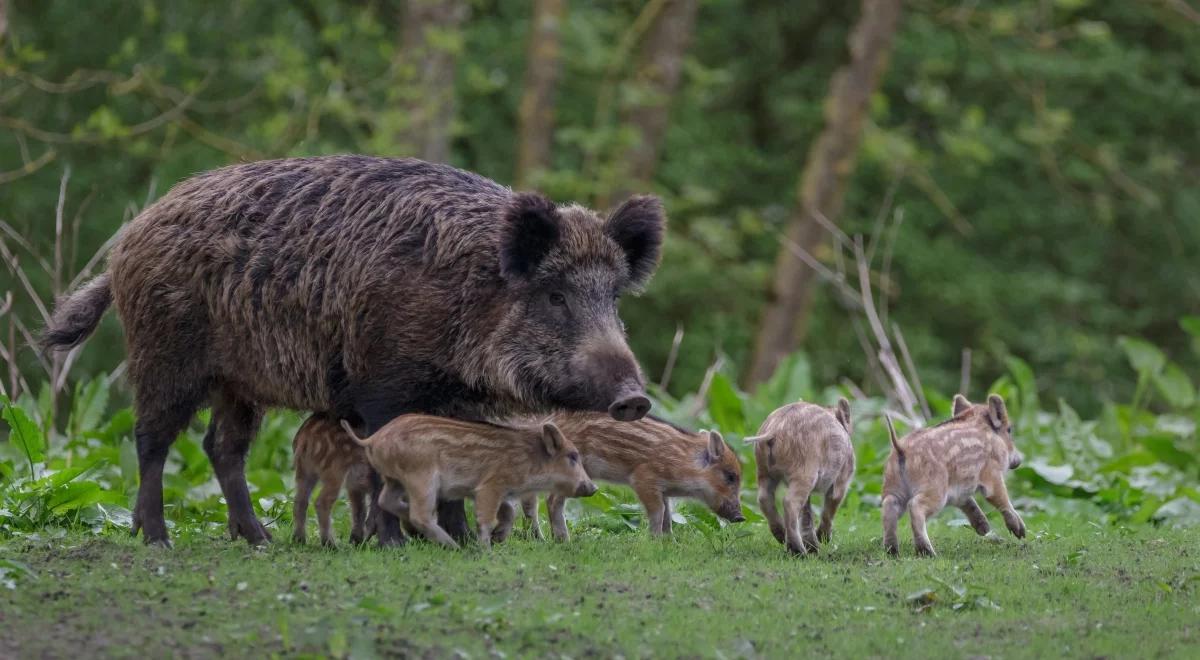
[[340, 419, 370, 447], [40, 273, 112, 353]]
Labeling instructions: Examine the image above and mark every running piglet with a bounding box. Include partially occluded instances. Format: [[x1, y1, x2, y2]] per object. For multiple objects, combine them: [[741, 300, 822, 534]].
[[745, 399, 855, 555], [881, 394, 1025, 557]]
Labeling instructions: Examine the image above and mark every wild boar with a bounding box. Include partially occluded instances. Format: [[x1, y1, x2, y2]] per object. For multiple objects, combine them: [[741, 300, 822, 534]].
[[881, 394, 1026, 557], [291, 414, 374, 546], [40, 156, 664, 547], [539, 413, 745, 541], [745, 398, 854, 555], [341, 415, 596, 549]]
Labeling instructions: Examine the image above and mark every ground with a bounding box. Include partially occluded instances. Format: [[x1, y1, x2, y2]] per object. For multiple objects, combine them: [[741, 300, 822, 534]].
[[2, 509, 1197, 658]]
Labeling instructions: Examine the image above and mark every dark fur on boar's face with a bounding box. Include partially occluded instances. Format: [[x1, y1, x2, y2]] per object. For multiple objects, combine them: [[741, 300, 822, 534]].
[[40, 156, 665, 546]]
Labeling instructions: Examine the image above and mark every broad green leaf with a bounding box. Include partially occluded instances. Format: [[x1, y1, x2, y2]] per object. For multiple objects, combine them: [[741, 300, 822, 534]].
[[1180, 316, 1200, 339], [1154, 365, 1195, 409], [2, 398, 46, 465], [1027, 460, 1074, 485], [1140, 435, 1195, 471], [1005, 355, 1037, 407], [69, 378, 110, 440], [1117, 336, 1165, 376], [706, 373, 746, 435]]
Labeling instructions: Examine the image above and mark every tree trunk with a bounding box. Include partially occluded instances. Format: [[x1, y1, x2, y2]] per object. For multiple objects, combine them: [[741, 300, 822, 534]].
[[601, 0, 698, 208], [515, 0, 566, 189], [392, 0, 469, 164], [746, 0, 904, 386]]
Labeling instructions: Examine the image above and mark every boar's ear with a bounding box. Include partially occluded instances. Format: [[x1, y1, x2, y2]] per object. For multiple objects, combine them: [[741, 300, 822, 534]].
[[605, 195, 665, 288], [835, 398, 852, 434], [986, 394, 1009, 431], [541, 423, 566, 456], [500, 192, 562, 279], [952, 394, 972, 417]]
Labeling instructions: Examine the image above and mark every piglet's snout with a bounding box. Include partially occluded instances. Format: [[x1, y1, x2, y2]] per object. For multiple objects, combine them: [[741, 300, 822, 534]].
[[1009, 451, 1023, 470], [576, 480, 598, 497]]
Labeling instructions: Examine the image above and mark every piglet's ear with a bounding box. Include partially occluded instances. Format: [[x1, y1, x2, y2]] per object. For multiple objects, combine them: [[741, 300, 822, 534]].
[[986, 394, 1009, 431], [835, 398, 852, 434], [541, 423, 566, 456], [952, 394, 972, 416], [500, 193, 561, 279], [605, 195, 665, 289], [706, 430, 725, 461]]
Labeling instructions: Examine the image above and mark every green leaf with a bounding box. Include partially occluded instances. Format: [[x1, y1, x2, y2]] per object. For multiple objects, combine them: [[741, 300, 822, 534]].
[[1117, 336, 1166, 376], [1140, 435, 1195, 471], [1180, 316, 1200, 339], [706, 373, 746, 435], [69, 378, 110, 440], [2, 397, 46, 466], [1154, 365, 1196, 409], [1027, 460, 1074, 485]]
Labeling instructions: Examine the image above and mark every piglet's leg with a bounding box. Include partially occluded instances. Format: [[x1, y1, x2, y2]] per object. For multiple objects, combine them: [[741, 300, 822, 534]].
[[757, 477, 784, 545], [783, 474, 817, 555], [403, 484, 458, 552], [547, 494, 570, 542], [959, 498, 992, 537], [521, 495, 543, 540], [316, 472, 346, 547], [981, 473, 1025, 539], [632, 479, 667, 537], [292, 469, 319, 544], [473, 488, 504, 549], [491, 500, 516, 544], [660, 498, 672, 535], [908, 491, 941, 557], [348, 485, 369, 544], [817, 481, 848, 544], [800, 498, 819, 552], [881, 494, 905, 556]]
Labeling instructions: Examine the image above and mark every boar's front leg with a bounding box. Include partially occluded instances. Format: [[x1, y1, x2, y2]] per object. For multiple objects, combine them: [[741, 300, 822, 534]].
[[958, 498, 992, 537], [981, 472, 1025, 539], [315, 472, 346, 547], [204, 389, 271, 545]]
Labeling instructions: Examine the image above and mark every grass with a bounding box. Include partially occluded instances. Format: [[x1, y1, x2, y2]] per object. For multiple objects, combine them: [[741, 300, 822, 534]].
[[2, 508, 1198, 658]]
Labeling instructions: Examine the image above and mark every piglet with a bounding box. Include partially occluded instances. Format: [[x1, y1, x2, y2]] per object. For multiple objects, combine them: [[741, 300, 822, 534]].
[[341, 415, 595, 549], [882, 394, 1025, 557], [745, 399, 855, 555], [540, 413, 744, 541], [292, 414, 375, 546]]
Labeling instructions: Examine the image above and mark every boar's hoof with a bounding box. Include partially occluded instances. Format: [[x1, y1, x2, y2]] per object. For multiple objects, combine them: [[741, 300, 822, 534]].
[[769, 524, 786, 544], [915, 544, 936, 558], [786, 541, 810, 556], [609, 394, 651, 421], [291, 533, 307, 545], [143, 536, 174, 549], [229, 518, 272, 546], [884, 544, 899, 557]]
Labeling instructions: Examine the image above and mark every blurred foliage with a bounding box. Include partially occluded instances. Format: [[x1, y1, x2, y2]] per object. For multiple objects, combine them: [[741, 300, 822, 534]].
[[0, 0, 1197, 415]]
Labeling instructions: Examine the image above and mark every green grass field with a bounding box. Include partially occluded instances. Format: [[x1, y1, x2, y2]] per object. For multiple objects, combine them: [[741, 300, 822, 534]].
[[3, 509, 1197, 658]]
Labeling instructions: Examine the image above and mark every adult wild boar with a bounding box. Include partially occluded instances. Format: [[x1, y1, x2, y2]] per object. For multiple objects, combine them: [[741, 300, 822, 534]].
[[41, 156, 663, 547]]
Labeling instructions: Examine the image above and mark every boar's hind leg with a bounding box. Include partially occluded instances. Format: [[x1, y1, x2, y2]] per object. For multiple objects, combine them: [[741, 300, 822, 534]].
[[292, 469, 319, 544], [131, 396, 203, 547], [204, 389, 270, 545], [881, 494, 905, 556], [437, 500, 472, 543], [783, 475, 818, 555]]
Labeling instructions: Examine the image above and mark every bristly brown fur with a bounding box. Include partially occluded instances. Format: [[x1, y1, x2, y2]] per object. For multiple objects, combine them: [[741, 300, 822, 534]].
[[750, 399, 855, 555], [39, 155, 665, 548], [881, 393, 1025, 557]]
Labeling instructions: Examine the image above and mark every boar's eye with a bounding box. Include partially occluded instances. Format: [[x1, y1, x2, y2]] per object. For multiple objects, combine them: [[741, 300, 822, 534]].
[[1007, 425, 1013, 435], [548, 291, 567, 307], [568, 451, 580, 463], [723, 470, 737, 485]]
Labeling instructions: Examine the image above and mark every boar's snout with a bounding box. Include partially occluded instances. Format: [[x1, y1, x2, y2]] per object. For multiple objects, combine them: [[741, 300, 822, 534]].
[[609, 391, 651, 421], [576, 480, 598, 497], [1009, 451, 1023, 470]]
